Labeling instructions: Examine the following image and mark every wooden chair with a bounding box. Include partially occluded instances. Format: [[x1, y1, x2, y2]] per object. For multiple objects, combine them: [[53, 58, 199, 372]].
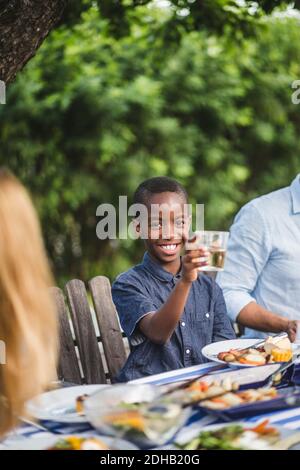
[[52, 277, 128, 385], [89, 276, 128, 381], [52, 286, 82, 385]]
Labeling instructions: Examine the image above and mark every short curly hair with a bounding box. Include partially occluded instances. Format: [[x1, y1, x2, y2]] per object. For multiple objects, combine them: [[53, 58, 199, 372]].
[[133, 176, 188, 205]]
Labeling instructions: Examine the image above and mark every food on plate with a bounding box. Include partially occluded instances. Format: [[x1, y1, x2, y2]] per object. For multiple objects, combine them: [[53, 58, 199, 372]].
[[104, 409, 145, 432], [48, 436, 109, 450], [169, 378, 239, 406], [75, 394, 89, 415], [175, 420, 280, 450], [217, 336, 292, 366], [200, 387, 278, 410], [102, 402, 183, 439], [270, 349, 293, 363], [264, 336, 292, 352], [174, 377, 283, 412], [83, 383, 187, 445], [264, 336, 293, 362]]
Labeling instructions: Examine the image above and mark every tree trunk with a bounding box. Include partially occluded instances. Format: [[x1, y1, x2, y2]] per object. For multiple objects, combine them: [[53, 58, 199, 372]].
[[0, 0, 67, 84]]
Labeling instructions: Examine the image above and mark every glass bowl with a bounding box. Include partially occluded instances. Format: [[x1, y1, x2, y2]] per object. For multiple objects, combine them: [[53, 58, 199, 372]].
[[84, 383, 189, 448]]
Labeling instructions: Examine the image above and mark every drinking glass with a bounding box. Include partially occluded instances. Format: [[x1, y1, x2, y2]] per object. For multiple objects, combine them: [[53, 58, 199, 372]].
[[186, 231, 229, 272]]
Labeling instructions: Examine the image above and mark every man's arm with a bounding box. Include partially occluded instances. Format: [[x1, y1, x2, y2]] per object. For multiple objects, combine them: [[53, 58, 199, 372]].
[[140, 248, 209, 344], [237, 301, 297, 341], [217, 203, 298, 341]]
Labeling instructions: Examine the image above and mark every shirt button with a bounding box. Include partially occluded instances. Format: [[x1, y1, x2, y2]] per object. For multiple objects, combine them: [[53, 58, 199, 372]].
[[206, 313, 210, 318], [181, 321, 186, 327], [186, 349, 191, 354]]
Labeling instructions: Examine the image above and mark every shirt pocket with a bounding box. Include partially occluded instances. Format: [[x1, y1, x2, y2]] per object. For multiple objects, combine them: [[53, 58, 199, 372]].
[[192, 311, 215, 345]]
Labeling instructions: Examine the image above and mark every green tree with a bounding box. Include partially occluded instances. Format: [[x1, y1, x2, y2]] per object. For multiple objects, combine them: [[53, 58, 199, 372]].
[[1, 4, 300, 283]]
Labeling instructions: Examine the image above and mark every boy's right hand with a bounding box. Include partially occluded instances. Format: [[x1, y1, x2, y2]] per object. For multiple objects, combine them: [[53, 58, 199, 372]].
[[182, 236, 210, 283]]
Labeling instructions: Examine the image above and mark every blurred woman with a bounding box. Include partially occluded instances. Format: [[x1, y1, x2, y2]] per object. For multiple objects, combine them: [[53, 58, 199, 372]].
[[0, 169, 58, 436]]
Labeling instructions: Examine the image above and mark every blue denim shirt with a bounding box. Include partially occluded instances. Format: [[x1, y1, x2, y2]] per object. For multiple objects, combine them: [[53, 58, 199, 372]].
[[112, 252, 235, 382]]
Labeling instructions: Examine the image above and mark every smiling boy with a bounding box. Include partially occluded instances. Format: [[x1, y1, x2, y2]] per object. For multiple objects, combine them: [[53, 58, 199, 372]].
[[112, 177, 235, 382]]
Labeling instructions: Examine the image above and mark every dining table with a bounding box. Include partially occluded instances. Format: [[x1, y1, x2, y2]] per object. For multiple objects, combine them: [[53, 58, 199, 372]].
[[2, 361, 300, 450]]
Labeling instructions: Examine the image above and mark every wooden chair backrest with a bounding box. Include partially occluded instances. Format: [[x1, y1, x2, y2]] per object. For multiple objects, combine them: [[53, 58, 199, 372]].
[[53, 277, 128, 384]]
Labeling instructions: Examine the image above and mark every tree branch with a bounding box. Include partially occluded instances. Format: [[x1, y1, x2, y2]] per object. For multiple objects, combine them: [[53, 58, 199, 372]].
[[0, 0, 67, 84]]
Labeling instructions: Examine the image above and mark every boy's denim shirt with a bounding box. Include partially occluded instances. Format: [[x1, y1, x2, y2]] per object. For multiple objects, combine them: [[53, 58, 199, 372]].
[[112, 252, 235, 382]]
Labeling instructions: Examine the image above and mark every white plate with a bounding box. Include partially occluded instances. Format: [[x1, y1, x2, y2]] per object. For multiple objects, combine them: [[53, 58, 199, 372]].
[[202, 339, 300, 368], [2, 434, 139, 450], [202, 339, 266, 368], [26, 385, 106, 423]]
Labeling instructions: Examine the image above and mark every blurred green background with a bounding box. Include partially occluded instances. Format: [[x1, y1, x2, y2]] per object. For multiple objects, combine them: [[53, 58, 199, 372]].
[[1, 1, 300, 285]]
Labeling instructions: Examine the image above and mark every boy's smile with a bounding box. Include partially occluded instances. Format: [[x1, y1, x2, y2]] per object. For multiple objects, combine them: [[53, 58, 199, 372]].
[[156, 241, 182, 257]]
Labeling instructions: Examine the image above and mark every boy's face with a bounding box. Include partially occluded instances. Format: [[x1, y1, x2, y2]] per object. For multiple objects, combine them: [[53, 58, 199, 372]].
[[138, 191, 190, 265]]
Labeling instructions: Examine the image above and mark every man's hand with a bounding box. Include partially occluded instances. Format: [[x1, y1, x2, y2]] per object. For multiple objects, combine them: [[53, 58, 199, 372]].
[[285, 320, 298, 342], [182, 239, 210, 283]]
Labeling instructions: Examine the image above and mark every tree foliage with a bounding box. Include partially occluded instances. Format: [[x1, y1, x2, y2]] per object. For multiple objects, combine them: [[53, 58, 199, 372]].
[[65, 1, 300, 37], [1, 3, 300, 283]]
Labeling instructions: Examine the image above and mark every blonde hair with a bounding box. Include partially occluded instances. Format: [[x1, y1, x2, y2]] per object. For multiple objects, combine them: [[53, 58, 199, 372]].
[[0, 169, 58, 435]]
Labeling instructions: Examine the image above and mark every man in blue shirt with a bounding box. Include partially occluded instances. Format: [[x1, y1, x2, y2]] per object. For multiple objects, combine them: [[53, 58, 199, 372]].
[[217, 175, 300, 341], [112, 177, 235, 382]]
